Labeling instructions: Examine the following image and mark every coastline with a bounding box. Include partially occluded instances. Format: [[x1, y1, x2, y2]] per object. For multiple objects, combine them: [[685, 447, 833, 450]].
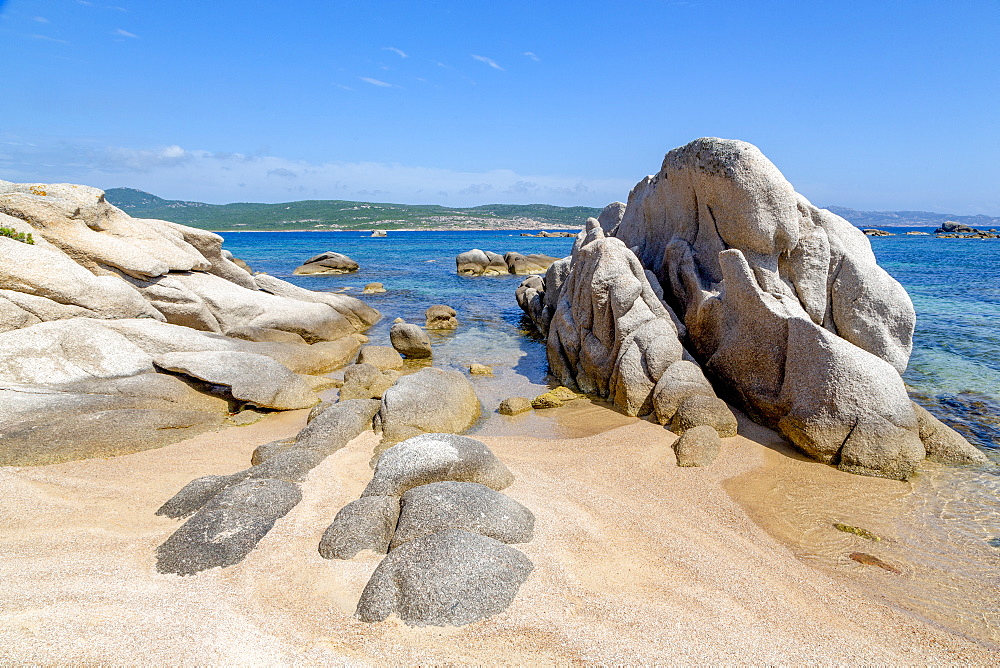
[[217, 226, 582, 233], [1, 402, 994, 663]]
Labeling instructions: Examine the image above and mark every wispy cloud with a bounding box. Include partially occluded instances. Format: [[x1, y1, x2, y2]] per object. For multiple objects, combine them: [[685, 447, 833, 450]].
[[382, 46, 408, 58], [34, 16, 50, 23], [334, 83, 354, 91], [0, 140, 631, 207], [471, 54, 505, 71], [359, 77, 392, 87], [114, 28, 138, 38], [523, 51, 540, 62], [30, 34, 69, 44]]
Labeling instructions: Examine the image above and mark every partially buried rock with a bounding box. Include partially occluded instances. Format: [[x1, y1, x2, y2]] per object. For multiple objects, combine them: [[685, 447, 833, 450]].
[[469, 363, 493, 376], [391, 481, 534, 550], [293, 251, 359, 275], [378, 368, 481, 444], [531, 386, 578, 409], [425, 304, 458, 330], [153, 350, 319, 410], [355, 529, 533, 626], [673, 425, 721, 467], [363, 283, 386, 294], [669, 394, 737, 437], [389, 322, 432, 359], [357, 345, 404, 371], [499, 397, 532, 415], [156, 478, 301, 575], [363, 433, 513, 497], [319, 496, 400, 560]]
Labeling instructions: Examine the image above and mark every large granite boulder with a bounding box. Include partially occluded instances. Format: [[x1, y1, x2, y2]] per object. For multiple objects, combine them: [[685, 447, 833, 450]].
[[378, 368, 481, 444], [912, 402, 990, 465], [339, 363, 399, 400], [153, 350, 318, 410], [391, 481, 534, 550], [156, 478, 301, 575], [293, 251, 359, 275], [355, 529, 533, 626], [516, 138, 983, 480], [363, 433, 514, 497]]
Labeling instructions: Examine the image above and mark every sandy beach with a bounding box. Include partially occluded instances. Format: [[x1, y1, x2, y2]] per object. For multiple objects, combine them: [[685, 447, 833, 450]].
[[1, 402, 995, 664]]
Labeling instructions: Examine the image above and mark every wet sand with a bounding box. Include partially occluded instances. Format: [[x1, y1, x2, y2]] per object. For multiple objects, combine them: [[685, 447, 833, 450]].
[[1, 402, 996, 664]]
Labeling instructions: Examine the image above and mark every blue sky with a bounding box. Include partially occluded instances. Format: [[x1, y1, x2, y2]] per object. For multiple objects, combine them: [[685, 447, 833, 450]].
[[1, 0, 998, 213]]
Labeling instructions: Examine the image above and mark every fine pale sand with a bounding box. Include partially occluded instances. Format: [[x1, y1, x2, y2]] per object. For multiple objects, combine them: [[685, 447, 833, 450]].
[[0, 404, 996, 664]]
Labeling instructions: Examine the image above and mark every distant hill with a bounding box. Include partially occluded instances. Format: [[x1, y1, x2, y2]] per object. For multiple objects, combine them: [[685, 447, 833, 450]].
[[104, 187, 601, 231], [824, 206, 1000, 229], [104, 188, 1000, 232]]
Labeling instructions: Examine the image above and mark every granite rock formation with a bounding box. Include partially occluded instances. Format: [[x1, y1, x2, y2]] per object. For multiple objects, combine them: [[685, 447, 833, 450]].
[[517, 138, 987, 479]]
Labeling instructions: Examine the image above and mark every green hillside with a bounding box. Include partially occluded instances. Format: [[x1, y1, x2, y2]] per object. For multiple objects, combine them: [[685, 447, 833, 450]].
[[105, 187, 600, 231]]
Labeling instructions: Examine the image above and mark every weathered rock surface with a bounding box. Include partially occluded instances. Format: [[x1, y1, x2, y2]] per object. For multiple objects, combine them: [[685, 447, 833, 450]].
[[456, 249, 558, 276], [597, 201, 626, 234], [652, 360, 717, 425], [515, 138, 980, 480], [153, 350, 318, 410], [156, 478, 301, 575], [391, 482, 534, 549], [363, 282, 386, 294], [363, 433, 513, 497], [469, 363, 493, 376], [357, 345, 404, 371], [319, 496, 401, 560], [378, 368, 481, 444], [293, 251, 359, 275], [390, 322, 432, 359], [293, 398, 381, 453], [355, 529, 533, 626], [498, 397, 532, 415], [912, 402, 989, 465], [425, 304, 458, 330], [672, 425, 722, 467], [339, 363, 399, 400], [669, 394, 738, 437], [0, 181, 382, 464]]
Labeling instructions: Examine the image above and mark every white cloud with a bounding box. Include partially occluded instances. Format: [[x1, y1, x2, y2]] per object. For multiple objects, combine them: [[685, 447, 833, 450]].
[[471, 55, 505, 71], [0, 140, 633, 207], [359, 77, 392, 87], [114, 28, 138, 38], [30, 34, 69, 44], [523, 51, 540, 61], [34, 16, 50, 23], [382, 46, 408, 58]]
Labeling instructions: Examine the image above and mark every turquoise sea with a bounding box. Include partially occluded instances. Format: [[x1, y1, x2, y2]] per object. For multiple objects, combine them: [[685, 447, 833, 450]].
[[222, 227, 1000, 454]]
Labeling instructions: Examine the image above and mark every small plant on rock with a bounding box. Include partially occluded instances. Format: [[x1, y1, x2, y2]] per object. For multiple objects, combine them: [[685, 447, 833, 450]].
[[0, 227, 35, 244]]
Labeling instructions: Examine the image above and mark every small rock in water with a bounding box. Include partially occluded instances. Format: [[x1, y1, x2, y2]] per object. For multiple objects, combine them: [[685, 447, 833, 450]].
[[393, 317, 405, 323], [425, 304, 459, 330], [499, 397, 532, 415], [848, 552, 901, 574], [834, 523, 882, 541], [357, 345, 404, 371], [389, 322, 432, 359], [987, 537, 1000, 548], [531, 386, 578, 409], [469, 363, 493, 376], [363, 282, 386, 294]]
